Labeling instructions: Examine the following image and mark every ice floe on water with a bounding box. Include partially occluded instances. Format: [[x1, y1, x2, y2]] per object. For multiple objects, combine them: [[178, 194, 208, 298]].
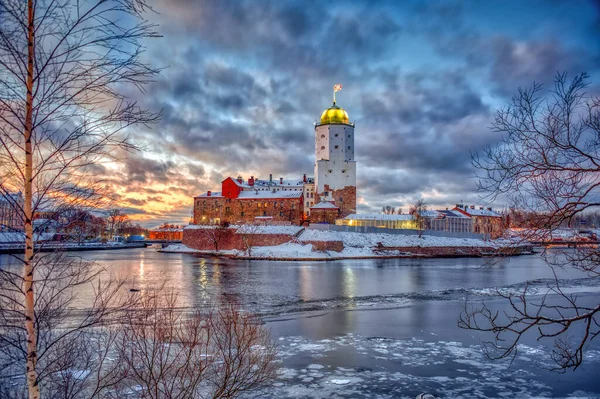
[[246, 334, 600, 399], [254, 276, 600, 318]]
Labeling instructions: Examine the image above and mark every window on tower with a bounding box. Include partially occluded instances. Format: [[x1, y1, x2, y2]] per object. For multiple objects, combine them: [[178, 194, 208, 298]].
[[321, 146, 325, 150], [334, 145, 339, 149]]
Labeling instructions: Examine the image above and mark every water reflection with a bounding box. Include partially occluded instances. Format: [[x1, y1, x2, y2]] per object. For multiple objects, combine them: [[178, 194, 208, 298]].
[[342, 266, 355, 299], [138, 250, 145, 282], [0, 248, 589, 314]]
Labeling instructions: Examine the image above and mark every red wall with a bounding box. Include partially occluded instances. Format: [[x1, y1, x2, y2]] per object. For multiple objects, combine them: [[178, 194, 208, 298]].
[[183, 228, 294, 251], [222, 177, 242, 199]]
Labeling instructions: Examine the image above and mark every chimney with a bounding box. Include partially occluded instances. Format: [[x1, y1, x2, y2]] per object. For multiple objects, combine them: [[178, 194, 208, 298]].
[[455, 204, 461, 208], [237, 175, 243, 184], [280, 177, 283, 185], [303, 174, 307, 183], [269, 174, 272, 184], [207, 191, 211, 197], [248, 176, 254, 186]]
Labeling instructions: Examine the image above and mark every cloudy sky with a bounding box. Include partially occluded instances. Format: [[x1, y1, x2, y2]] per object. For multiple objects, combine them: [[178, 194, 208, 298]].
[[111, 0, 600, 227]]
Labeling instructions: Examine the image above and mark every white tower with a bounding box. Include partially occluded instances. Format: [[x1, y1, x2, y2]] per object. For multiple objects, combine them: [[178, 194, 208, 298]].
[[314, 89, 356, 217]]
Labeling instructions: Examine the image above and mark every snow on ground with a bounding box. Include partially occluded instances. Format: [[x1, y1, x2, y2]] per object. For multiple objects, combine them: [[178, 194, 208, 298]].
[[159, 244, 239, 255], [236, 225, 304, 235], [299, 229, 501, 248], [165, 229, 526, 259], [184, 224, 241, 230], [160, 244, 201, 253]]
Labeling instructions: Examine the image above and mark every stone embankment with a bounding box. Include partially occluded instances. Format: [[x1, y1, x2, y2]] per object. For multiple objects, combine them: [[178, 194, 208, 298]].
[[160, 225, 533, 260]]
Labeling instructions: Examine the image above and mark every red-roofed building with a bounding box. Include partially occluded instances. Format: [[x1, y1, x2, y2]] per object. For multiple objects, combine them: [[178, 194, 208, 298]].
[[193, 175, 308, 225], [453, 204, 505, 239]]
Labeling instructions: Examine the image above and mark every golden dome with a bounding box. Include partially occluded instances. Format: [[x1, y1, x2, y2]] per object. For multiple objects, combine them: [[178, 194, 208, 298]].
[[320, 103, 350, 125]]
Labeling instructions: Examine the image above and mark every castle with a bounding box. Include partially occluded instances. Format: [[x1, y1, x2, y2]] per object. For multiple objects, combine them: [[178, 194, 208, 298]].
[[193, 90, 356, 226]]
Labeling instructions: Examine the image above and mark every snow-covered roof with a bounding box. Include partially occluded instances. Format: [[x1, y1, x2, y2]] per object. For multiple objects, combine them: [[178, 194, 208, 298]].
[[236, 225, 304, 235], [195, 192, 223, 198], [456, 207, 502, 217], [0, 192, 23, 204], [344, 213, 414, 221], [417, 210, 441, 218], [237, 190, 302, 200], [437, 210, 470, 219], [311, 201, 339, 209], [0, 232, 55, 243], [253, 179, 305, 188]]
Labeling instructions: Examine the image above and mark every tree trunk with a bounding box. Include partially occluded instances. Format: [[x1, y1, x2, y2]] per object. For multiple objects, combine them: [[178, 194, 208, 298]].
[[24, 1, 40, 397]]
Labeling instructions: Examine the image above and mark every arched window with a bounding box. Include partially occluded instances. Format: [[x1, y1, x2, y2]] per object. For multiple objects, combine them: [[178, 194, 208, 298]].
[[320, 146, 325, 150]]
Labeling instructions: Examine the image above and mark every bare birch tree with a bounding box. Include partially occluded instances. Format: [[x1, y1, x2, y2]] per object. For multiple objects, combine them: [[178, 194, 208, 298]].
[[0, 0, 159, 397], [461, 73, 600, 371]]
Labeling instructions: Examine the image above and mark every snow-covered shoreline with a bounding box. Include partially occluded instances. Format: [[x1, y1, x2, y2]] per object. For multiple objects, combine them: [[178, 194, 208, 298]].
[[159, 230, 533, 260]]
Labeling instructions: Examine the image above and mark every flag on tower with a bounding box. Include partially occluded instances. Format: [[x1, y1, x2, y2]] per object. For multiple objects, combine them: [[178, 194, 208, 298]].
[[334, 84, 342, 92]]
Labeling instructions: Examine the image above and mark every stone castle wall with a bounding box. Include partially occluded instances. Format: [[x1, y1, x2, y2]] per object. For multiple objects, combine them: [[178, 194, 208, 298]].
[[315, 185, 356, 218], [193, 197, 304, 225], [183, 227, 295, 251]]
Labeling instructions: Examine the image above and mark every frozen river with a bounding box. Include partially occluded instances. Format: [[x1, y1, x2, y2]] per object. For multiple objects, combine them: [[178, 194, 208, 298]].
[[2, 247, 599, 398]]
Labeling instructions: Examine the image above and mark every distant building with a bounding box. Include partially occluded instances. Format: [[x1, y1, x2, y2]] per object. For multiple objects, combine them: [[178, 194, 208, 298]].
[[419, 209, 473, 234], [148, 224, 183, 241], [453, 204, 504, 238], [337, 214, 418, 229], [0, 192, 24, 231], [337, 210, 475, 235]]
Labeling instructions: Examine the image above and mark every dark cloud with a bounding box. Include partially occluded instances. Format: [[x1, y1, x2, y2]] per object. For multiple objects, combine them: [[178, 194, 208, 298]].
[[125, 198, 147, 206], [112, 0, 600, 225], [123, 154, 175, 184]]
